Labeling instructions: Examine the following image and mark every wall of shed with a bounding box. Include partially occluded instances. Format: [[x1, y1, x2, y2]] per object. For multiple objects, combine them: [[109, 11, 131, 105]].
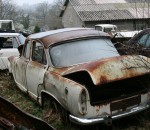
[[84, 19, 149, 31], [62, 2, 84, 28], [84, 20, 134, 30]]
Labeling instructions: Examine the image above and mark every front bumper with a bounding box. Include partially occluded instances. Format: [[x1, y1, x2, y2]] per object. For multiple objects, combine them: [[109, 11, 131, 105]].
[[69, 103, 150, 125]]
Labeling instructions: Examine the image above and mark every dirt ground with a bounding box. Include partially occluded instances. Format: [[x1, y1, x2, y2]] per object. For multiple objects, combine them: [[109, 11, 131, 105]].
[[0, 71, 150, 130]]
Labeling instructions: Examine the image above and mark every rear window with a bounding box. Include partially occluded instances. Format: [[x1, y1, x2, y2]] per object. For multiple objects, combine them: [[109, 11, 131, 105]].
[[50, 38, 119, 67], [0, 37, 18, 48]]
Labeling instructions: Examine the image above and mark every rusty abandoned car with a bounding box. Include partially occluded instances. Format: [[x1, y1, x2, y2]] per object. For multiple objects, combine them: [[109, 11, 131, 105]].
[[8, 28, 150, 126]]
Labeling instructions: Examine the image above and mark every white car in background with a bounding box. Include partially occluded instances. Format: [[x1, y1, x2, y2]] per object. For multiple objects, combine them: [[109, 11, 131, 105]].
[[0, 33, 25, 70]]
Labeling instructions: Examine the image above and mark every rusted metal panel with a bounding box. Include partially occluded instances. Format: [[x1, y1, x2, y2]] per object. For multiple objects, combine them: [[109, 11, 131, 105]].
[[62, 55, 150, 85], [26, 61, 48, 101], [44, 70, 85, 113], [0, 96, 55, 130]]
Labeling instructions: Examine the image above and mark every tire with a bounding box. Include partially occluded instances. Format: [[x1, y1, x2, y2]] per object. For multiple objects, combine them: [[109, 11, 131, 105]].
[[43, 95, 70, 125]]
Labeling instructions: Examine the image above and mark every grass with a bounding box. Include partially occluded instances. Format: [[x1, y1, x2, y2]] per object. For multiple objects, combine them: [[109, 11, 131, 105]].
[[0, 71, 150, 130]]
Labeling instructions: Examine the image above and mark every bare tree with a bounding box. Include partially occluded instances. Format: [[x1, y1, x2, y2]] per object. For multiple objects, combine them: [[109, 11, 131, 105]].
[[34, 1, 50, 27], [0, 0, 17, 20], [53, 0, 64, 13], [47, 0, 64, 29], [32, 1, 63, 30]]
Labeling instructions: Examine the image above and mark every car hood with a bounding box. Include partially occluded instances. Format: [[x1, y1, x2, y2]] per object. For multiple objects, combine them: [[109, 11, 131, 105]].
[[55, 55, 150, 85]]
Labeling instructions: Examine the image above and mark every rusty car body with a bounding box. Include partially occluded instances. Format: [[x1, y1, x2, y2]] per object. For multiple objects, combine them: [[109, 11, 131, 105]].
[[0, 96, 54, 130], [0, 32, 25, 70], [127, 28, 150, 57], [8, 28, 150, 125], [115, 28, 150, 57]]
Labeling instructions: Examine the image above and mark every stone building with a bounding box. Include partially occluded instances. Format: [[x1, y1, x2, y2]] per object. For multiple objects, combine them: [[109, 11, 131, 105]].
[[60, 0, 150, 31]]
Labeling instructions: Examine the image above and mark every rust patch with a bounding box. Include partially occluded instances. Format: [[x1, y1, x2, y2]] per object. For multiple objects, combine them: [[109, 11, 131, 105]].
[[100, 76, 108, 84], [62, 55, 150, 86], [29, 61, 44, 68], [40, 29, 110, 48], [8, 56, 15, 62]]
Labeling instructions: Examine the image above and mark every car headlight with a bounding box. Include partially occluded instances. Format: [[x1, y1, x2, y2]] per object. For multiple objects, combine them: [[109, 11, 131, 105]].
[[79, 89, 87, 115]]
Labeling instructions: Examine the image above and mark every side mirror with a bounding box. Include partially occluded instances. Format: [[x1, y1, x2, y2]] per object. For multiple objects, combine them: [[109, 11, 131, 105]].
[[18, 44, 24, 56]]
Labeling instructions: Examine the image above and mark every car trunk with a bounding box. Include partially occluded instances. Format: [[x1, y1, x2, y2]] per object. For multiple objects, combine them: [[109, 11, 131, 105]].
[[63, 55, 150, 106], [88, 74, 150, 105]]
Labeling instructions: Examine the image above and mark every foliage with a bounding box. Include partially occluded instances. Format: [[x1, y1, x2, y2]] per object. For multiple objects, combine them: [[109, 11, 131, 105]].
[[20, 14, 30, 29], [34, 25, 40, 33], [0, 0, 17, 20]]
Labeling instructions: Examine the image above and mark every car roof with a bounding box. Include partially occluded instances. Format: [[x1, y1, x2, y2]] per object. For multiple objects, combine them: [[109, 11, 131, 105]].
[[0, 33, 22, 37], [28, 28, 110, 48]]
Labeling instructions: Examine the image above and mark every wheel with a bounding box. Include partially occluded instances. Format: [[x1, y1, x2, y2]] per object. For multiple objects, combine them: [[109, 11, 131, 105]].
[[59, 105, 69, 125], [43, 96, 69, 125]]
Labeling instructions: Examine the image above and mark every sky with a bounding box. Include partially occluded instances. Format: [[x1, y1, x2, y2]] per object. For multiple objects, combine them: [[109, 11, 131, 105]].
[[13, 0, 54, 6]]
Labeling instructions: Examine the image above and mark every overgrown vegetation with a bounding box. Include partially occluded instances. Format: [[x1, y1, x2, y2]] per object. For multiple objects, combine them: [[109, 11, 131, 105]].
[[0, 71, 150, 130]]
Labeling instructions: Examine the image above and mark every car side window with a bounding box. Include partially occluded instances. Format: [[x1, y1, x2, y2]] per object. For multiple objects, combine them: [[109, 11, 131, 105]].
[[32, 41, 47, 65], [95, 26, 102, 31], [0, 37, 13, 48], [23, 40, 31, 59], [138, 34, 149, 46], [145, 35, 150, 47]]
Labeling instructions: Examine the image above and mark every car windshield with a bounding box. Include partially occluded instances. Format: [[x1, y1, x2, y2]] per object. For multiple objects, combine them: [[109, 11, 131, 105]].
[[49, 38, 119, 67]]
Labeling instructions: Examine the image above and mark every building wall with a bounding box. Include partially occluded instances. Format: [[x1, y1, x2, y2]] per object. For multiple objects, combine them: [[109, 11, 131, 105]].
[[84, 19, 148, 31], [62, 3, 150, 30], [62, 2, 84, 27], [112, 20, 134, 31], [84, 20, 134, 30]]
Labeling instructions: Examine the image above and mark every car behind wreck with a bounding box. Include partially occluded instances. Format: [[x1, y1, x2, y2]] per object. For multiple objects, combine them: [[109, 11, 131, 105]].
[[0, 32, 25, 70], [114, 28, 150, 57], [8, 28, 150, 126]]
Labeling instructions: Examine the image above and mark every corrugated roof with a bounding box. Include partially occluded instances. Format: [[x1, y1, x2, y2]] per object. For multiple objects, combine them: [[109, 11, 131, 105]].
[[60, 0, 150, 21], [94, 0, 126, 4], [70, 0, 96, 5], [73, 1, 150, 21], [74, 4, 116, 12], [78, 9, 134, 21]]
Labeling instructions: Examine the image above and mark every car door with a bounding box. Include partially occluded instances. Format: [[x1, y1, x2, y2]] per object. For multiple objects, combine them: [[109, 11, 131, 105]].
[[14, 40, 31, 92], [26, 40, 48, 101]]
